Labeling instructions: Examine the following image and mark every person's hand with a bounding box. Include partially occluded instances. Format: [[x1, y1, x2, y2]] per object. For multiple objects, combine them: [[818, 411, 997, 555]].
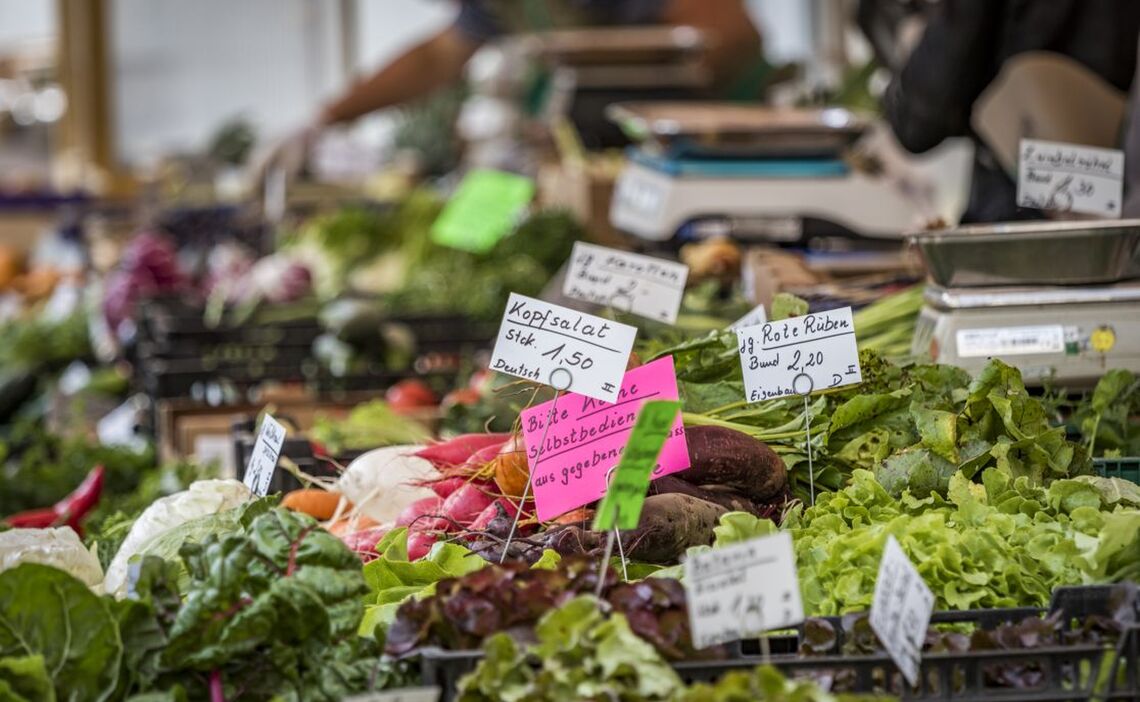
[[244, 115, 325, 196]]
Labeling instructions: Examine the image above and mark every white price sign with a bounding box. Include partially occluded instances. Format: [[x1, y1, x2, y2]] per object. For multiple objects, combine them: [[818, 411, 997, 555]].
[[489, 293, 638, 403], [731, 304, 767, 332], [343, 687, 441, 702], [563, 242, 689, 323], [684, 532, 804, 649], [1017, 139, 1124, 218], [956, 325, 1065, 358], [736, 307, 862, 402], [242, 414, 286, 497], [869, 536, 934, 687]]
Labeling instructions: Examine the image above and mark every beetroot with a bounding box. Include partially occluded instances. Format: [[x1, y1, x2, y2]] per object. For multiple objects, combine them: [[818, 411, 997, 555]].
[[414, 434, 511, 469], [468, 498, 518, 532], [407, 530, 437, 560], [683, 425, 788, 502], [440, 482, 495, 526], [396, 496, 443, 527]]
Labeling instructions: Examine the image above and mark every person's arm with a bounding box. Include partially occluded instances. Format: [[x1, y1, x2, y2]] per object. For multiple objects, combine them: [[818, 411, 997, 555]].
[[882, 0, 1002, 153], [320, 24, 481, 125], [663, 0, 762, 90]]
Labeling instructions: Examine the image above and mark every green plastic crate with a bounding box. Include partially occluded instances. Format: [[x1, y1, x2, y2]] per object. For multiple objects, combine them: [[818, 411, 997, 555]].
[[1093, 457, 1140, 484]]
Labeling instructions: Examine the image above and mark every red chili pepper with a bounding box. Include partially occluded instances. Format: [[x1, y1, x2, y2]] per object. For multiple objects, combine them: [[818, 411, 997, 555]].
[[3, 464, 105, 534]]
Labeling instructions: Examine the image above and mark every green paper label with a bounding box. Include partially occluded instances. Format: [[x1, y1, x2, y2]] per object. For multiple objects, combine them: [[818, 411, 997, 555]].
[[431, 169, 535, 253], [592, 400, 682, 531]]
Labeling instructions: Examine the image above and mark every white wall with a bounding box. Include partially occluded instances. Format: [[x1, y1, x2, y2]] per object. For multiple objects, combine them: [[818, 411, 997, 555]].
[[110, 0, 343, 166], [0, 0, 54, 49]]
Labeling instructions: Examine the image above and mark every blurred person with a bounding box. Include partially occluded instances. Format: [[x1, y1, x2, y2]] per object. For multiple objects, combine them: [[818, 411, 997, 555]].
[[874, 0, 1140, 223], [262, 0, 764, 171]]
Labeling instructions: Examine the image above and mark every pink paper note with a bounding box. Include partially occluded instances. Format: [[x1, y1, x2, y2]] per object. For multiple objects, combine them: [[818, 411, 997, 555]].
[[520, 355, 689, 521]]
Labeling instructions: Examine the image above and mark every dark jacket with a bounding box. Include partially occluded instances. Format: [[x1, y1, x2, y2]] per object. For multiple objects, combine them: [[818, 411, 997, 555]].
[[882, 0, 1140, 222]]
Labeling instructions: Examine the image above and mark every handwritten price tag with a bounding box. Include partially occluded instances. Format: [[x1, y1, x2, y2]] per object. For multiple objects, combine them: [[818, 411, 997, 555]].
[[242, 414, 286, 497], [731, 304, 767, 331], [1017, 139, 1124, 218], [684, 532, 804, 649], [521, 357, 688, 522], [431, 169, 535, 253], [589, 399, 682, 531], [736, 307, 861, 402], [489, 293, 637, 403], [870, 536, 934, 687], [563, 242, 689, 323]]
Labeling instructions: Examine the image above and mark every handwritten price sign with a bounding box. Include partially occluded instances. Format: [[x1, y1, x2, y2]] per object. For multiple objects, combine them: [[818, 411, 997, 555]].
[[1017, 139, 1124, 218], [736, 307, 862, 402], [870, 536, 934, 687], [563, 242, 689, 323], [242, 414, 286, 497], [489, 293, 637, 403]]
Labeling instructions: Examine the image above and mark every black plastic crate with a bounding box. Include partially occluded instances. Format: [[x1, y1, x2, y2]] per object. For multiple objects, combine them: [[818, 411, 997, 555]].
[[416, 584, 1140, 702], [232, 416, 364, 494]]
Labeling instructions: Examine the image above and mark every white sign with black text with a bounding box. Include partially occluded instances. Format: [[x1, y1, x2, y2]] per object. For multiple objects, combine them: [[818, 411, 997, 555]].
[[489, 293, 638, 403], [1017, 139, 1124, 218], [563, 242, 689, 323], [242, 414, 286, 497], [869, 535, 935, 687], [736, 307, 862, 402], [731, 304, 768, 332], [684, 532, 804, 649]]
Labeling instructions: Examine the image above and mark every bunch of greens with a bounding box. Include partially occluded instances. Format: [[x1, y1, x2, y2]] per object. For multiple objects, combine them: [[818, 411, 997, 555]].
[[384, 556, 715, 662], [1072, 369, 1140, 458], [310, 400, 431, 455], [659, 324, 1089, 499], [725, 469, 1140, 615], [0, 508, 414, 701]]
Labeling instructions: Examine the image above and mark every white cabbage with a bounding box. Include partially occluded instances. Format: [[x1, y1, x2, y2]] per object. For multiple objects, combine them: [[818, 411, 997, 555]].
[[0, 527, 105, 590]]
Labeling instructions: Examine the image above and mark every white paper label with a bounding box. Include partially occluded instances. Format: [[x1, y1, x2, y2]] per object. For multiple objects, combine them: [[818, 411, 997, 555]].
[[243, 414, 286, 497], [731, 304, 768, 331], [684, 532, 804, 649], [869, 536, 934, 687], [343, 687, 441, 702], [489, 293, 638, 403], [736, 308, 862, 402], [563, 242, 689, 323], [956, 325, 1065, 358], [1017, 139, 1124, 217]]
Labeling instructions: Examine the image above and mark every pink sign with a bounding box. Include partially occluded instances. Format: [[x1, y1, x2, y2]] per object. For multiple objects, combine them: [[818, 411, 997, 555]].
[[520, 356, 690, 521]]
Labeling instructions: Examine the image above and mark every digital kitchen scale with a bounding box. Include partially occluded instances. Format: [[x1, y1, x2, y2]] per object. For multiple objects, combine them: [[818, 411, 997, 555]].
[[606, 102, 924, 245], [908, 219, 1140, 386]]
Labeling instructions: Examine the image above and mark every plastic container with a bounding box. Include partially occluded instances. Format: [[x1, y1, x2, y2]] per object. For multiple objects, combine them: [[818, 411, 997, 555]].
[[1095, 457, 1140, 484]]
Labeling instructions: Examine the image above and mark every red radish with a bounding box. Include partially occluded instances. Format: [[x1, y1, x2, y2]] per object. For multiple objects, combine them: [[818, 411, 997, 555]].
[[396, 496, 443, 527], [460, 442, 508, 474], [426, 476, 467, 499], [414, 433, 510, 469], [468, 498, 518, 532], [440, 482, 495, 526], [339, 526, 389, 563], [468, 369, 491, 391], [441, 387, 480, 410], [406, 530, 437, 560], [386, 379, 438, 411]]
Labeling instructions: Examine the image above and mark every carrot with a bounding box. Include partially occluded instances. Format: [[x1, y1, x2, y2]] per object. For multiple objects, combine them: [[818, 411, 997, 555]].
[[282, 489, 348, 520], [682, 425, 787, 502]]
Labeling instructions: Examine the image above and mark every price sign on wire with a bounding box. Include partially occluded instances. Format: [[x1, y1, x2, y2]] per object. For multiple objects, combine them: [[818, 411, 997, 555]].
[[869, 535, 935, 687], [684, 532, 804, 650], [242, 414, 286, 497], [563, 242, 689, 323], [1017, 139, 1124, 218], [591, 400, 682, 531], [736, 307, 862, 402], [521, 357, 689, 522], [431, 169, 535, 253], [489, 293, 637, 403], [731, 304, 767, 331]]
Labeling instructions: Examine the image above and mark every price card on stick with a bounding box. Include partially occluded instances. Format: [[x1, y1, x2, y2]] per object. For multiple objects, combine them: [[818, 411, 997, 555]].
[[731, 304, 767, 331], [242, 414, 286, 497], [521, 357, 689, 522], [1017, 139, 1124, 218], [684, 532, 804, 649], [563, 242, 690, 323], [736, 307, 862, 402], [489, 293, 637, 403], [591, 399, 682, 531], [869, 536, 935, 687], [431, 169, 535, 253]]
